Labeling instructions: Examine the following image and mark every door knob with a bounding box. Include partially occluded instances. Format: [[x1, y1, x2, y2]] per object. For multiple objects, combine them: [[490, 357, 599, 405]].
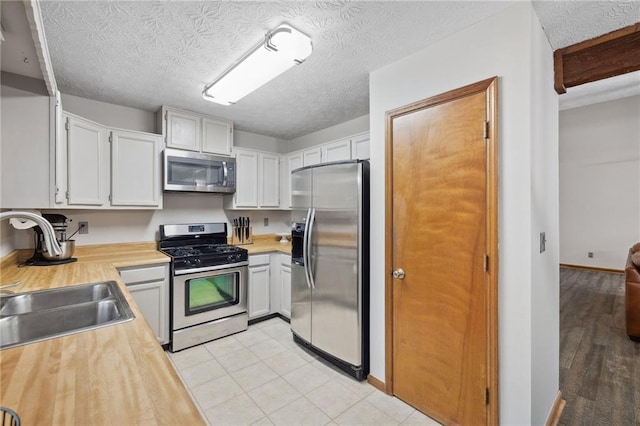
[[392, 268, 405, 279]]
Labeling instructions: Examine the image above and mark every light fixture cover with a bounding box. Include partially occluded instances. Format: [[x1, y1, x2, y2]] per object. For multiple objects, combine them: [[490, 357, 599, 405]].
[[203, 23, 312, 105]]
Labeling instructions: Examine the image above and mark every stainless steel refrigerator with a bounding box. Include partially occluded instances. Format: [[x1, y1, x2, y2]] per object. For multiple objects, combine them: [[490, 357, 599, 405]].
[[290, 160, 369, 380]]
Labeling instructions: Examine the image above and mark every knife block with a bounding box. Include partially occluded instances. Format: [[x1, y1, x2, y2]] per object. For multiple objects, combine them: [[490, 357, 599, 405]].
[[232, 226, 253, 245]]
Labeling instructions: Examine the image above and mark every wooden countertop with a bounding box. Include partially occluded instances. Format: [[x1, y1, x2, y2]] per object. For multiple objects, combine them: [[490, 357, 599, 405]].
[[0, 244, 204, 425], [237, 234, 292, 255]]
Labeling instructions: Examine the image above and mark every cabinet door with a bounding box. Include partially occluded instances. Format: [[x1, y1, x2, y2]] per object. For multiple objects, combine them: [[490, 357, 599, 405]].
[[280, 264, 291, 318], [234, 149, 259, 207], [67, 115, 108, 206], [351, 133, 370, 160], [322, 139, 351, 163], [259, 153, 280, 207], [249, 265, 271, 319], [303, 147, 322, 166], [111, 129, 161, 207], [127, 280, 169, 344], [282, 153, 303, 209], [202, 117, 232, 155], [166, 110, 200, 151]]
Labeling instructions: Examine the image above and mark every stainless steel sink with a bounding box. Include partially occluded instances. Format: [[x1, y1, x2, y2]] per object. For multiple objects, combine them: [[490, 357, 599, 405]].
[[0, 281, 115, 315], [0, 281, 135, 350]]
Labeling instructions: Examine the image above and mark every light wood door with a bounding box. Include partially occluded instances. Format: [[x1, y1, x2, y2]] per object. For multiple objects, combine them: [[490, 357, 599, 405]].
[[386, 79, 498, 425]]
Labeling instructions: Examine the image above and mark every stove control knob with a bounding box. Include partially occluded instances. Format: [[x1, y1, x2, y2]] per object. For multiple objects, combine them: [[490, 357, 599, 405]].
[[227, 255, 234, 261], [194, 258, 201, 265], [236, 254, 243, 260]]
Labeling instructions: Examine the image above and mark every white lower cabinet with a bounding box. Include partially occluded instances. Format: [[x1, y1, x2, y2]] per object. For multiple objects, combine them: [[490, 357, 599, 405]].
[[280, 255, 291, 318], [118, 264, 169, 345], [248, 254, 271, 319], [248, 252, 291, 320]]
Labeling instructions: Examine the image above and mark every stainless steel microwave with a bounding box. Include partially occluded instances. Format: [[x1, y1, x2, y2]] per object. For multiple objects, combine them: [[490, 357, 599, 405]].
[[164, 148, 236, 194]]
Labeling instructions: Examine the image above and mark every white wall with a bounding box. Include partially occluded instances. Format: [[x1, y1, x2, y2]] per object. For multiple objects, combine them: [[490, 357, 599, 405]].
[[369, 3, 558, 424], [61, 93, 156, 134], [559, 95, 640, 269], [234, 130, 288, 154], [1, 73, 52, 209], [0, 220, 15, 257], [529, 9, 560, 425], [286, 114, 369, 152], [11, 194, 292, 248]]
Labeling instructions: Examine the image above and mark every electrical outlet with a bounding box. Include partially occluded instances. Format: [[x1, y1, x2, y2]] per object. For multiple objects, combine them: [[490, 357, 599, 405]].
[[263, 217, 269, 227], [588, 252, 594, 258], [78, 221, 89, 234]]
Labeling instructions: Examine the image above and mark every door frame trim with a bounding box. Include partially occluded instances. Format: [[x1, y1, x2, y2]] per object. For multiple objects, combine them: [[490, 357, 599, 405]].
[[384, 77, 499, 425]]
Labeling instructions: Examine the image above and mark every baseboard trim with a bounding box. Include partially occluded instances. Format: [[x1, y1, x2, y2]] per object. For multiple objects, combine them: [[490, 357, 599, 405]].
[[248, 313, 290, 326], [367, 374, 388, 393], [560, 263, 624, 274], [545, 391, 566, 426]]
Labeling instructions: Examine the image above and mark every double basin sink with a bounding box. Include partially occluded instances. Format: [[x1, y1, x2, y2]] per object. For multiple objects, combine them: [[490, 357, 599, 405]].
[[0, 281, 135, 350]]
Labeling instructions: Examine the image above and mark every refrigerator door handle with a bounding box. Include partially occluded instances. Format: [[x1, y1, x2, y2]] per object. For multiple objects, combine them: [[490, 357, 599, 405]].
[[303, 208, 312, 289], [307, 208, 317, 289]]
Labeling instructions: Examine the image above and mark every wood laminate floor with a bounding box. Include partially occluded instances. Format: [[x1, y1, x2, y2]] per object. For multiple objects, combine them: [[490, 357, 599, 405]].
[[559, 267, 640, 425]]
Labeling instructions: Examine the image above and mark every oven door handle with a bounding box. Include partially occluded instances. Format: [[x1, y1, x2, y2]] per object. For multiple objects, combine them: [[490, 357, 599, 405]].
[[307, 208, 316, 290]]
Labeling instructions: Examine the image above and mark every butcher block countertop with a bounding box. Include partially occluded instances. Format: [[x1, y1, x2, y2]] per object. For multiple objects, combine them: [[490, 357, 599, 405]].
[[0, 243, 205, 425], [238, 234, 291, 255]]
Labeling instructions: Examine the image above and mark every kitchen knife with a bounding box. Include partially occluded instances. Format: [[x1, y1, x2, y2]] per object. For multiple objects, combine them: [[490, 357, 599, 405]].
[[246, 217, 250, 241]]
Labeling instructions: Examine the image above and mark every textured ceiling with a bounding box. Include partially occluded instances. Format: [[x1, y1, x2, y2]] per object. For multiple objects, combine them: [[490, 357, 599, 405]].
[[31, 1, 640, 139]]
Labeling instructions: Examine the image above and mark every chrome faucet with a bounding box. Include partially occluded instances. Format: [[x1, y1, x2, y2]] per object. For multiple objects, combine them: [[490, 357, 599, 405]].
[[0, 211, 63, 256]]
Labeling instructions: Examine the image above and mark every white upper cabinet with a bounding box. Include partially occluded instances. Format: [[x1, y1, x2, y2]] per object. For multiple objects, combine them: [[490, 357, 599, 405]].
[[66, 115, 109, 206], [351, 132, 370, 160], [111, 129, 161, 206], [303, 147, 322, 166], [202, 117, 233, 155], [61, 112, 162, 209], [165, 109, 200, 151], [161, 106, 233, 156], [259, 153, 280, 207], [281, 152, 303, 209], [226, 148, 280, 209], [322, 138, 351, 163], [233, 149, 259, 207]]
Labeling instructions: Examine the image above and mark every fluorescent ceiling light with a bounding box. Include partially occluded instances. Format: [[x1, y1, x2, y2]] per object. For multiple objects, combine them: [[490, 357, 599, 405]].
[[203, 23, 312, 106]]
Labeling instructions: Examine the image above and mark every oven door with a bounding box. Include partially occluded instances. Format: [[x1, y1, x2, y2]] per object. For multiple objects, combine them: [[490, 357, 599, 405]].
[[173, 265, 247, 330]]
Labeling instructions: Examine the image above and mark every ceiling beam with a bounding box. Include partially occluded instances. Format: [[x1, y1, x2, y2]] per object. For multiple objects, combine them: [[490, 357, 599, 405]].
[[554, 22, 640, 94]]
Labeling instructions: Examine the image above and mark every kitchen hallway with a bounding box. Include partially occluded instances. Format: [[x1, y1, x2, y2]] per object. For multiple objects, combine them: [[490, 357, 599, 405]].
[[166, 318, 440, 426]]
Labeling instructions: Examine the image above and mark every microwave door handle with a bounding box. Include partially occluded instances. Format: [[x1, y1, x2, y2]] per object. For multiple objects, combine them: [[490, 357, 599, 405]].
[[222, 161, 228, 186]]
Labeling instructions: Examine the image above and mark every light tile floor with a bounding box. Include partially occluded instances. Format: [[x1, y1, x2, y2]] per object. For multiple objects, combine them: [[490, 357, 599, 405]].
[[166, 317, 441, 426]]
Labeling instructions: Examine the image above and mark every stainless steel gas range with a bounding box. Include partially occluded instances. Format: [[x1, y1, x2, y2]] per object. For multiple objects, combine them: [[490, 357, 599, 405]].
[[158, 223, 249, 352]]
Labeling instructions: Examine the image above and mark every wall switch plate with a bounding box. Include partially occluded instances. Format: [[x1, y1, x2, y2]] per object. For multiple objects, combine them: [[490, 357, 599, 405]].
[[78, 221, 89, 234], [588, 252, 594, 258], [263, 218, 269, 227], [539, 232, 546, 253]]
